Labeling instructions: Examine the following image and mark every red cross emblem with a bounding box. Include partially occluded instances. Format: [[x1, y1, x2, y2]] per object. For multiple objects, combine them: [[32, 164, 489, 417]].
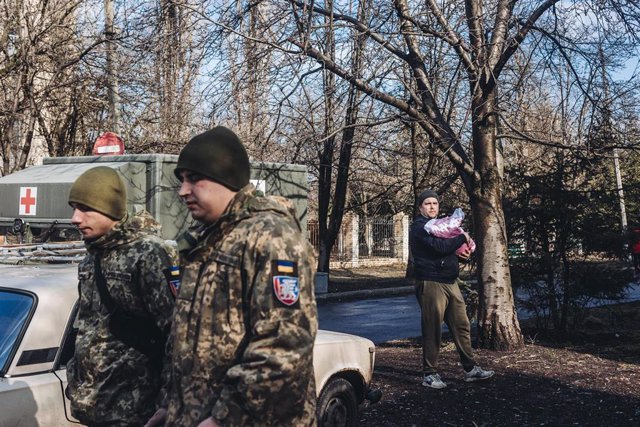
[[19, 187, 37, 216]]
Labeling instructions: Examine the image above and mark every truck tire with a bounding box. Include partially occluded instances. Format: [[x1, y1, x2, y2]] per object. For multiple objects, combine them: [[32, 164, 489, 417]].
[[316, 377, 359, 427]]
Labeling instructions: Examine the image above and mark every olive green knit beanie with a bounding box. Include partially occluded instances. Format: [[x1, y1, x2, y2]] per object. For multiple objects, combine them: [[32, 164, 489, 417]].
[[174, 126, 250, 191], [68, 166, 127, 220]]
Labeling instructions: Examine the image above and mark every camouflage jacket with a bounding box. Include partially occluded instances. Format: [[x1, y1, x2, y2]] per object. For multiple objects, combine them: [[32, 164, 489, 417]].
[[66, 211, 178, 425], [165, 185, 318, 426]]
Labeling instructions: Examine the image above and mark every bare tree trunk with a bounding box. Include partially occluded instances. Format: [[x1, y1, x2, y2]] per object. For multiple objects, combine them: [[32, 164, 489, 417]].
[[159, 0, 179, 144], [316, 0, 369, 273], [317, 1, 336, 273], [471, 91, 523, 349], [244, 5, 268, 147], [472, 188, 523, 349], [325, 80, 360, 268], [317, 129, 334, 272], [104, 0, 120, 133]]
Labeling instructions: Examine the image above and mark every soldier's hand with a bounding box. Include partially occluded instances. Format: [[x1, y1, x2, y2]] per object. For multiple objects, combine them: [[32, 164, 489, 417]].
[[144, 408, 167, 427], [197, 417, 220, 427]]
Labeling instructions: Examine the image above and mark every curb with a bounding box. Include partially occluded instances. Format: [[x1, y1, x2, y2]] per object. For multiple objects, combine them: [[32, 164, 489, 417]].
[[315, 276, 478, 303], [316, 285, 414, 303]]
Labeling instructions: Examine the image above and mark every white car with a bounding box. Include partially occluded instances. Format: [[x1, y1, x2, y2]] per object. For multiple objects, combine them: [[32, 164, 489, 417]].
[[0, 263, 379, 426]]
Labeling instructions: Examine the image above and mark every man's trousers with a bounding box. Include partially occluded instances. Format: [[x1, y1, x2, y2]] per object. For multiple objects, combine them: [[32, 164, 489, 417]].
[[416, 280, 476, 374]]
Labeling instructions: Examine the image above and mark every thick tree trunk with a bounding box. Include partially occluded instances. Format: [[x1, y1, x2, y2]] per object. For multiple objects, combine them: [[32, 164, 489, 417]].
[[472, 190, 523, 350], [472, 91, 523, 350]]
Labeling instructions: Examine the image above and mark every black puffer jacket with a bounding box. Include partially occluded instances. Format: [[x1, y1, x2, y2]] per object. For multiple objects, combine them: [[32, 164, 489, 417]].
[[409, 215, 466, 283]]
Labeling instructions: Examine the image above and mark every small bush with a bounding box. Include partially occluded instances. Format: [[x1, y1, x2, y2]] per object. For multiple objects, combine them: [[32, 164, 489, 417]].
[[511, 258, 633, 331]]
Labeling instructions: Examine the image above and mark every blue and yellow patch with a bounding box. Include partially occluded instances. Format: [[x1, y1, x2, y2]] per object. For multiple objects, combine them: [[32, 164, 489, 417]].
[[275, 260, 295, 274], [164, 265, 181, 298], [271, 260, 299, 308]]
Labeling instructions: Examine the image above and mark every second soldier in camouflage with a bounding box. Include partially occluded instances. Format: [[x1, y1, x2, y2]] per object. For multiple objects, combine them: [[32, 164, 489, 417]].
[[147, 127, 318, 427], [65, 166, 179, 426]]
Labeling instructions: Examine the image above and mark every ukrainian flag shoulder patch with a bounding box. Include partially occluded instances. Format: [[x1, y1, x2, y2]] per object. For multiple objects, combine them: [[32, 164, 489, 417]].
[[272, 260, 299, 308], [275, 260, 296, 274]]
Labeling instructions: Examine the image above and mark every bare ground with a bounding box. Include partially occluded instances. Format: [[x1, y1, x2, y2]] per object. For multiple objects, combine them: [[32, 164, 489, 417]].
[[358, 301, 640, 426], [327, 264, 640, 426]]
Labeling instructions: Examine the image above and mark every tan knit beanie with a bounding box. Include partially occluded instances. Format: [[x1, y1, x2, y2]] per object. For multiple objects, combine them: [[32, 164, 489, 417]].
[[68, 166, 127, 220]]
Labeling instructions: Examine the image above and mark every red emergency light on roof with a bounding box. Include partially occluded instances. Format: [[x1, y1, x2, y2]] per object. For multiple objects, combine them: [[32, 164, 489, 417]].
[[93, 132, 125, 155]]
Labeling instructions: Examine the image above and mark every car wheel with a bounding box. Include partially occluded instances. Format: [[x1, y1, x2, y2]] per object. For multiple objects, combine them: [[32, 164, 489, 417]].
[[317, 377, 359, 427]]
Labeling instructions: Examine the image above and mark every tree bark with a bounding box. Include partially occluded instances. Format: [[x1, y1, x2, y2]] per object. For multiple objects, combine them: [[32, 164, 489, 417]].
[[316, 1, 336, 273], [471, 89, 524, 349], [472, 182, 523, 349]]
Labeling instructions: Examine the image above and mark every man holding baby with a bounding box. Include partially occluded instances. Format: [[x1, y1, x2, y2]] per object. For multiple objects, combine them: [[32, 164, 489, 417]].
[[409, 189, 494, 389]]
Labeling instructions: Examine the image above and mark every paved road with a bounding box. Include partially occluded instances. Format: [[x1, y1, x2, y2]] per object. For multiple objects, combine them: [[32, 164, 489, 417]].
[[318, 295, 421, 344], [317, 282, 640, 344]]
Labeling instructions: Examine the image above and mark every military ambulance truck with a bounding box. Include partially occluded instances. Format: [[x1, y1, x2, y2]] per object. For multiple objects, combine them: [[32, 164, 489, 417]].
[[0, 154, 308, 246]]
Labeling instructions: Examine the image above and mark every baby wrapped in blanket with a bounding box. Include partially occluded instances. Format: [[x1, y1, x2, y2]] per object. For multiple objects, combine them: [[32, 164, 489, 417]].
[[424, 208, 476, 256]]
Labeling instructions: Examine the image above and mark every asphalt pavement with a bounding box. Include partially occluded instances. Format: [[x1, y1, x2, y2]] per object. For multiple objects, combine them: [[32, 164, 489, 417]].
[[316, 280, 640, 344], [318, 293, 421, 344]]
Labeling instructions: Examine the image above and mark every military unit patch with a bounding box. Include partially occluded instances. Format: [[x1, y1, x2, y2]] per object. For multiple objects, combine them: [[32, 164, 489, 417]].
[[272, 260, 300, 307], [273, 276, 300, 306], [165, 265, 181, 297], [169, 279, 180, 297]]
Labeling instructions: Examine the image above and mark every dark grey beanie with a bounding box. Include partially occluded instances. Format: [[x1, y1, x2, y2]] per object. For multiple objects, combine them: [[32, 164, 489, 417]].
[[417, 189, 439, 206], [174, 126, 250, 191]]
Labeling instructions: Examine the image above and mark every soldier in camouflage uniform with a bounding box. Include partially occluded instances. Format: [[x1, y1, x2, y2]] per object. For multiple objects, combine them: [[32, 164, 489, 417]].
[[145, 127, 317, 427], [65, 166, 179, 426]]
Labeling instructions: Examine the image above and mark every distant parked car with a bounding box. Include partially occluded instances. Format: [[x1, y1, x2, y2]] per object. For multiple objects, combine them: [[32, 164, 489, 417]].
[[0, 262, 379, 426]]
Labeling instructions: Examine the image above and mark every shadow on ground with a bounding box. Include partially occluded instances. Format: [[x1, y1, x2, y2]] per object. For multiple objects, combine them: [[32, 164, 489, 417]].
[[361, 337, 640, 426], [520, 300, 640, 366]]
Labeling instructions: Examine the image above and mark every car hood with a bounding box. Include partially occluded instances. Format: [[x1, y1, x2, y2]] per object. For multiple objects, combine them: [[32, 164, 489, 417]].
[[0, 264, 78, 377], [0, 263, 78, 293]]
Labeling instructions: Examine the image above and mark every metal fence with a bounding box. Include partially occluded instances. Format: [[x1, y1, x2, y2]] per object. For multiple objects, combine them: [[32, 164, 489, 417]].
[[307, 220, 352, 261], [308, 216, 399, 262], [359, 217, 396, 258]]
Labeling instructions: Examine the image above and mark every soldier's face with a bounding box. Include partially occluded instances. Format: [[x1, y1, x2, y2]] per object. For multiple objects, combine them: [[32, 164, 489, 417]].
[[419, 197, 439, 219], [70, 203, 118, 240], [177, 170, 236, 225]]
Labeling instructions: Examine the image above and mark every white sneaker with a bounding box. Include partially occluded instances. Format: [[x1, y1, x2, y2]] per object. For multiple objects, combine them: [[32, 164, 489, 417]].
[[422, 373, 447, 389], [464, 366, 495, 382]]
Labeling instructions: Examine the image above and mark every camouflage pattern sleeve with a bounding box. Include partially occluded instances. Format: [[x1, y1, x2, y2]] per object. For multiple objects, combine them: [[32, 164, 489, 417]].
[[66, 212, 179, 425], [210, 218, 318, 426], [157, 329, 173, 409], [137, 238, 179, 333], [136, 237, 179, 409]]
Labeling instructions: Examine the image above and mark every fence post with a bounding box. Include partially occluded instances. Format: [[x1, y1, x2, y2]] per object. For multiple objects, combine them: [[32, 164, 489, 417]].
[[398, 213, 409, 262], [351, 214, 359, 267], [315, 272, 328, 294]]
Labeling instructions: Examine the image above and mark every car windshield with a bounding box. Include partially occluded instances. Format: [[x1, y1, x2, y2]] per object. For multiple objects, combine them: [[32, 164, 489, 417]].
[[0, 290, 34, 373]]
